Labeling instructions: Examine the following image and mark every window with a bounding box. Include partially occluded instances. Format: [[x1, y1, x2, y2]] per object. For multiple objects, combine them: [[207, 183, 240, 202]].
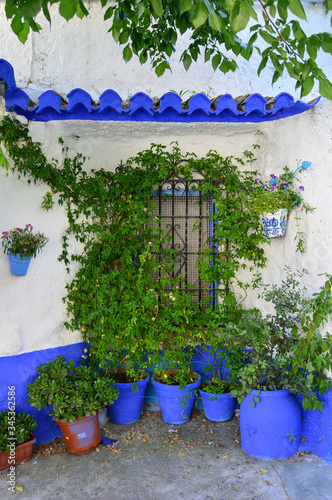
[[151, 170, 220, 308]]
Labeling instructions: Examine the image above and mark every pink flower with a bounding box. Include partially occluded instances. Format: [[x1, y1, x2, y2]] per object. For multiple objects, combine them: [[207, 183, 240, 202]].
[[24, 248, 27, 252], [16, 227, 22, 231]]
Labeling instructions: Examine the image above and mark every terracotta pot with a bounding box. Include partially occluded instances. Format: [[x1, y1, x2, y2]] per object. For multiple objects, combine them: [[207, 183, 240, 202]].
[[54, 413, 100, 455], [0, 434, 35, 470]]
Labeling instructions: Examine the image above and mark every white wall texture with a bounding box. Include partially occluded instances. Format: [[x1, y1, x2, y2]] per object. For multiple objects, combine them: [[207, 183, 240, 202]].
[[0, 1, 332, 357]]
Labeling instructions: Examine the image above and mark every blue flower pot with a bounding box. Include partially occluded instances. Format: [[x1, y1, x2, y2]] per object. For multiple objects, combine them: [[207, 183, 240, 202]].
[[240, 389, 301, 459], [8, 253, 32, 276], [151, 374, 201, 424], [107, 374, 150, 425], [199, 388, 236, 422]]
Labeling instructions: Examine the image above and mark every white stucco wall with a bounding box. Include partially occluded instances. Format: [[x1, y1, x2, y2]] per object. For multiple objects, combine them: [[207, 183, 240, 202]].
[[0, 1, 331, 357]]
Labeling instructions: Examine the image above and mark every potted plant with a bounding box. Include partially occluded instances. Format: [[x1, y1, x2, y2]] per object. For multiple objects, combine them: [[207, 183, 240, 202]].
[[286, 272, 332, 462], [27, 355, 119, 455], [234, 269, 332, 460], [196, 307, 258, 422], [0, 410, 37, 470], [1, 223, 49, 275], [247, 166, 311, 252], [146, 278, 202, 425]]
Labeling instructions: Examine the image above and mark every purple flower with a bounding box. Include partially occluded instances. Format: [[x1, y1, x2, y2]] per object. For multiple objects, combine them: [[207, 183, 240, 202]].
[[255, 178, 261, 182], [263, 184, 268, 188], [299, 186, 304, 191], [281, 184, 287, 188]]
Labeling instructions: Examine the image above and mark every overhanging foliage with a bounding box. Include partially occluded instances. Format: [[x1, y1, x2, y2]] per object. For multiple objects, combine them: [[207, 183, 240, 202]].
[[4, 0, 332, 98]]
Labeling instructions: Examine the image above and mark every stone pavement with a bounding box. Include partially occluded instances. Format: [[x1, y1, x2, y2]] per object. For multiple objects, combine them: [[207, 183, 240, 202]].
[[1, 409, 331, 500]]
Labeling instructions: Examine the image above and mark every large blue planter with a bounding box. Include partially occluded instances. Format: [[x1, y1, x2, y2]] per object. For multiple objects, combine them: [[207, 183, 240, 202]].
[[315, 388, 332, 464], [199, 388, 236, 422], [240, 389, 301, 459], [152, 374, 201, 424], [107, 374, 150, 425], [294, 393, 322, 454], [8, 253, 32, 276]]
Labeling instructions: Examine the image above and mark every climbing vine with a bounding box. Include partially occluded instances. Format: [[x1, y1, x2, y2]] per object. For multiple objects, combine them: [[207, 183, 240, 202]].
[[0, 116, 307, 382]]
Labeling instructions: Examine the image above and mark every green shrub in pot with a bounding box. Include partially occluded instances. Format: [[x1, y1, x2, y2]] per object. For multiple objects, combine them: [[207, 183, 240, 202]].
[[27, 355, 119, 422], [0, 410, 37, 452]]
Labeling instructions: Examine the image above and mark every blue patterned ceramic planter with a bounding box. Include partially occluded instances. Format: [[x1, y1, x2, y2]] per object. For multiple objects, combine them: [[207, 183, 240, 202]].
[[262, 209, 289, 238]]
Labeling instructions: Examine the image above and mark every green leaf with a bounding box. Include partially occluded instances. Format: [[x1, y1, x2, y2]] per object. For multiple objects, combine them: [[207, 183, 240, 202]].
[[190, 0, 209, 29], [123, 45, 133, 62], [257, 56, 268, 76], [288, 0, 307, 21], [5, 0, 17, 19], [231, 2, 252, 34], [11, 14, 23, 35], [219, 58, 231, 73], [319, 78, 332, 100], [321, 33, 332, 55], [292, 21, 306, 41], [104, 6, 114, 21], [16, 0, 43, 19], [137, 2, 145, 19], [179, 0, 192, 16], [17, 21, 30, 43], [280, 24, 291, 40], [301, 75, 314, 97], [272, 69, 281, 84], [277, 0, 288, 20], [59, 0, 77, 21], [155, 61, 169, 77], [76, 0, 89, 19], [151, 0, 163, 18], [285, 62, 300, 81], [212, 53, 221, 71], [270, 52, 283, 74], [209, 12, 222, 32], [42, 3, 51, 23], [269, 4, 276, 18], [225, 0, 236, 14], [182, 53, 192, 71], [259, 29, 277, 45]]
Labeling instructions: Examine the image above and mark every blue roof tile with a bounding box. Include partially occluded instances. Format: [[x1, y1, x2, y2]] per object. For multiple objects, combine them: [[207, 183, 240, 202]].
[[0, 59, 321, 123]]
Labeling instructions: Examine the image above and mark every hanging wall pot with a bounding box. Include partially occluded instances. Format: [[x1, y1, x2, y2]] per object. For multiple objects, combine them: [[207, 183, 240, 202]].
[[262, 209, 289, 239]]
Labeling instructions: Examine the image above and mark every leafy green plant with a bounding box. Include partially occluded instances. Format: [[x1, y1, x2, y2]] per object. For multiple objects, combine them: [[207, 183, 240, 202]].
[[232, 269, 332, 410], [248, 167, 312, 253], [0, 117, 312, 391], [27, 356, 119, 422], [248, 168, 309, 215], [200, 379, 236, 396], [0, 410, 37, 452], [1, 224, 49, 259]]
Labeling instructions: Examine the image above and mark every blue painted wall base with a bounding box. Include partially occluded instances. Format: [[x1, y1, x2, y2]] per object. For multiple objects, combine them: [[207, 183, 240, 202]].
[[0, 342, 87, 444]]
